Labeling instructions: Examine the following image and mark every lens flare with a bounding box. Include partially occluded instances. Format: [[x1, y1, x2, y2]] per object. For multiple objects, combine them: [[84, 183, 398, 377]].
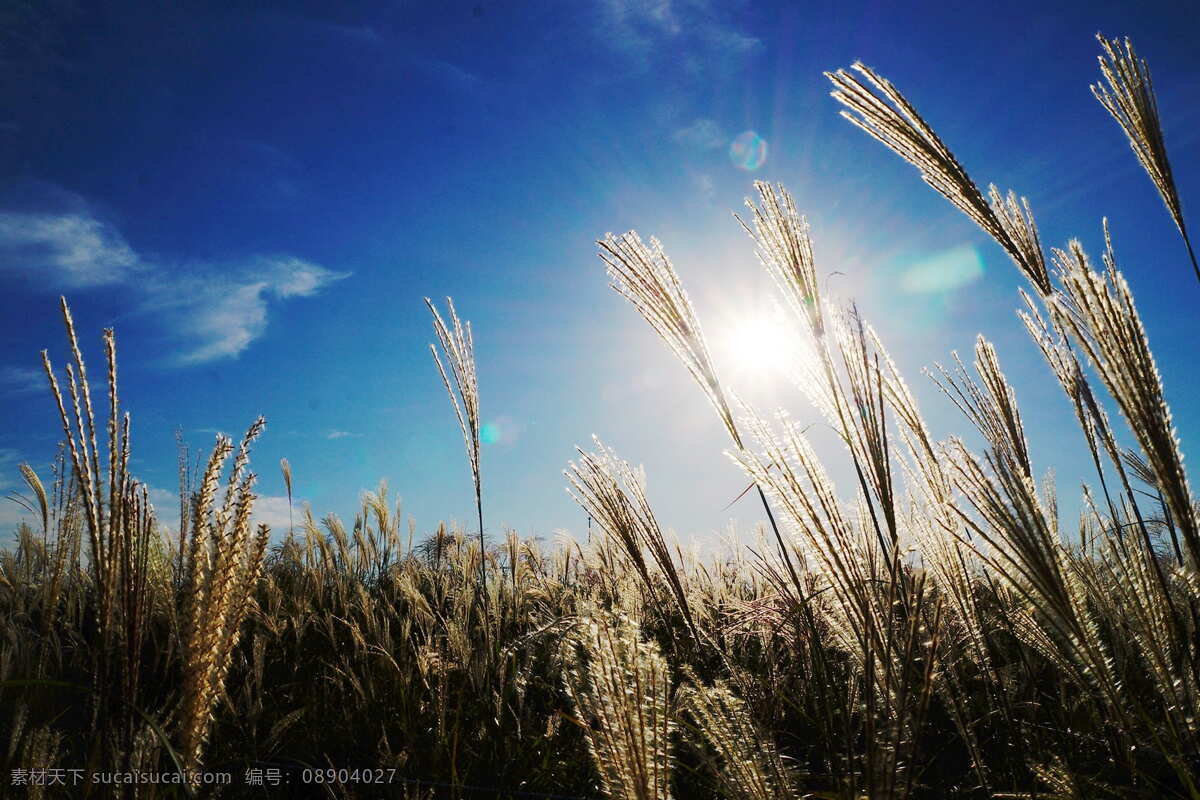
[[729, 131, 768, 171], [899, 245, 985, 293], [480, 422, 501, 445]]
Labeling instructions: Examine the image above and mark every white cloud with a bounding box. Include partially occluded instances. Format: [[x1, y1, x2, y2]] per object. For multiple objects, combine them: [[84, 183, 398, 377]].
[[0, 366, 47, 396], [325, 430, 363, 440], [0, 448, 22, 493], [673, 118, 726, 150], [0, 188, 350, 366], [413, 57, 482, 91], [606, 0, 679, 35], [152, 258, 349, 364], [265, 257, 345, 298], [0, 196, 348, 367], [250, 494, 302, 533], [162, 279, 271, 365], [598, 0, 761, 66], [0, 503, 36, 544], [0, 212, 138, 287]]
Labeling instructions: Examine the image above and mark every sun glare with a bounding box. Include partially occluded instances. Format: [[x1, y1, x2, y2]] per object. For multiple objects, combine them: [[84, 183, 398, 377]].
[[717, 311, 798, 380]]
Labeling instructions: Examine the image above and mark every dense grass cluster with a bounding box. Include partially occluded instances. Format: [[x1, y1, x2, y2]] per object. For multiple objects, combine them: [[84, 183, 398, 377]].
[[3, 33, 1199, 799]]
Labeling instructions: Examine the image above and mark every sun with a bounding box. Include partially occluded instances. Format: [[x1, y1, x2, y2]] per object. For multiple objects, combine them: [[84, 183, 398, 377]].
[[716, 310, 799, 380]]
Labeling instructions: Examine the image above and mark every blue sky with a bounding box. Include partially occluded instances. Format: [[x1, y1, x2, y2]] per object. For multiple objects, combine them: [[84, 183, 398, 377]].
[[2, 0, 1198, 549]]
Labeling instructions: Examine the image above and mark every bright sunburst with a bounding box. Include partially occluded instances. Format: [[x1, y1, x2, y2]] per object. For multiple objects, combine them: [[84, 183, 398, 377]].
[[716, 309, 798, 380]]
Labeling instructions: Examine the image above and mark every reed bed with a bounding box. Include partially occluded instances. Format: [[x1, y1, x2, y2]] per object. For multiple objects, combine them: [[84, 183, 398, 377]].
[[2, 31, 1198, 799]]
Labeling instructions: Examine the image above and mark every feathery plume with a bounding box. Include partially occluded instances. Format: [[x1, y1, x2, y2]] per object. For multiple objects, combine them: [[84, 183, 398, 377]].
[[736, 181, 825, 336], [1092, 34, 1197, 281], [562, 612, 674, 800], [680, 674, 795, 800], [566, 439, 700, 646], [178, 417, 269, 771], [827, 63, 1051, 293], [1047, 230, 1199, 571], [598, 232, 739, 445], [426, 296, 491, 648]]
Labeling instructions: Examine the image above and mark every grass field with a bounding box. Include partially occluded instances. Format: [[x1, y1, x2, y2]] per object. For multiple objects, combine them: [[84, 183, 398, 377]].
[[2, 34, 1199, 799]]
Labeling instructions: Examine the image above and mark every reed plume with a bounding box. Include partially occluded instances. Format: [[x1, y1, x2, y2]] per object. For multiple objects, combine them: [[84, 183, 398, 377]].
[[562, 611, 674, 800], [680, 674, 795, 800], [1047, 230, 1199, 571], [566, 438, 700, 646], [598, 230, 796, 589], [426, 296, 491, 642], [37, 297, 165, 771], [736, 181, 824, 337], [178, 417, 270, 771], [598, 232, 739, 445], [1092, 34, 1197, 282], [827, 63, 1052, 294]]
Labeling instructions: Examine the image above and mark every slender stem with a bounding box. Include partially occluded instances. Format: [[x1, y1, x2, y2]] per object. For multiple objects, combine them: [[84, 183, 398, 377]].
[[1182, 226, 1200, 284], [476, 483, 492, 660], [755, 484, 802, 595]]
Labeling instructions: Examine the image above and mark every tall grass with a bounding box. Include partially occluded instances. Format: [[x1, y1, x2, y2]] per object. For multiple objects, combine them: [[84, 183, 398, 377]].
[[426, 296, 492, 654], [2, 30, 1198, 800]]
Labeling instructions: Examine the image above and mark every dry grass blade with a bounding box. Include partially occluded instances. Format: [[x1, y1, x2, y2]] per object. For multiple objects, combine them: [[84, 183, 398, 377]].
[[680, 674, 795, 800], [562, 612, 674, 800], [18, 465, 49, 536], [178, 417, 270, 771], [425, 296, 490, 639], [566, 439, 700, 646], [1047, 231, 1199, 571], [1092, 34, 1197, 281], [736, 181, 825, 336], [598, 231, 739, 446], [827, 63, 1052, 293]]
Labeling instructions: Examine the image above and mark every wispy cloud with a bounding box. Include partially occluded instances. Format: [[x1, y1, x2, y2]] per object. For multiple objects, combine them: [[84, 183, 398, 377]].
[[0, 211, 138, 287], [603, 0, 680, 49], [0, 366, 47, 396], [597, 0, 761, 67], [0, 447, 22, 493], [318, 23, 382, 46], [0, 187, 349, 365], [252, 11, 384, 48], [251, 11, 478, 93], [152, 258, 347, 364], [325, 429, 363, 440], [0, 365, 102, 399], [413, 57, 483, 91], [673, 118, 727, 150], [695, 19, 760, 57], [691, 172, 716, 201]]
